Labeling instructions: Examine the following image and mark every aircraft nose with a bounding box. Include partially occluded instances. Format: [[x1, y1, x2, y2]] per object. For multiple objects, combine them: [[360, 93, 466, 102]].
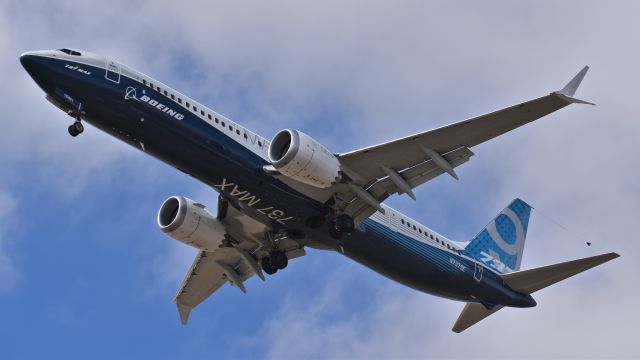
[[20, 51, 43, 76], [20, 51, 56, 91]]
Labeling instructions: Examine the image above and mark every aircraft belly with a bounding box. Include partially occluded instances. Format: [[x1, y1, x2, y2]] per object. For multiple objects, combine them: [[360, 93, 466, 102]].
[[340, 220, 478, 302]]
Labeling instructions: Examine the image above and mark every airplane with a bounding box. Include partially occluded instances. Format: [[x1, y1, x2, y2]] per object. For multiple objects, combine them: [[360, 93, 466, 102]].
[[20, 48, 619, 332]]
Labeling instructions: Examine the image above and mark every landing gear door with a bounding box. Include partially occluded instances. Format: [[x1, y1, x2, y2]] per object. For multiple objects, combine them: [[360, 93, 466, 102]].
[[105, 59, 121, 83]]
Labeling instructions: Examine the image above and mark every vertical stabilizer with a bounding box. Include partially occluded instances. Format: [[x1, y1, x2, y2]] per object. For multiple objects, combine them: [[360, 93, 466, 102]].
[[463, 199, 532, 274]]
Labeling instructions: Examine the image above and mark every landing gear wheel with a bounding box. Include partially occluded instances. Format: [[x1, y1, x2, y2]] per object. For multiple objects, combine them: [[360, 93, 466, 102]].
[[271, 251, 288, 270], [327, 214, 354, 239], [261, 256, 278, 275], [335, 214, 355, 234], [328, 223, 342, 239], [68, 121, 84, 137]]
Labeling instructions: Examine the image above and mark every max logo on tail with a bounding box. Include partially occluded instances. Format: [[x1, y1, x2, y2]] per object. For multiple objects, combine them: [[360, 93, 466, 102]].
[[463, 199, 532, 274]]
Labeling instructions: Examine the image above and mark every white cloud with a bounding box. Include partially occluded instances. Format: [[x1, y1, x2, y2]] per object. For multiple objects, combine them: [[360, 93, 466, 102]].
[[2, 0, 639, 357]]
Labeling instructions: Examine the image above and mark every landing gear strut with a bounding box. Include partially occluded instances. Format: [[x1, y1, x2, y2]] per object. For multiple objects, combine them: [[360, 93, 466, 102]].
[[328, 214, 355, 239], [261, 251, 288, 275]]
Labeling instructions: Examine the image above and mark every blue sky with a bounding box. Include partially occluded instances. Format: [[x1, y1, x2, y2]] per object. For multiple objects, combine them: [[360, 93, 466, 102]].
[[1, 1, 639, 358]]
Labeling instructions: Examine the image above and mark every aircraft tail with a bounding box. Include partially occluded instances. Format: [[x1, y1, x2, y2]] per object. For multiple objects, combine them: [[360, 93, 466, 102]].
[[500, 252, 619, 294], [462, 198, 532, 274], [452, 303, 504, 333], [452, 252, 619, 333]]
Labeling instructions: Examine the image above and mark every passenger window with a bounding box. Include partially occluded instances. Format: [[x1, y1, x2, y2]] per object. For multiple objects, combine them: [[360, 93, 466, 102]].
[[207, 114, 212, 120], [243, 133, 248, 139], [150, 83, 154, 88], [215, 118, 219, 124], [236, 129, 240, 135], [178, 98, 182, 104], [221, 121, 225, 127], [258, 141, 262, 147], [164, 90, 168, 96], [401, 219, 405, 224], [194, 106, 198, 111], [201, 110, 205, 116], [419, 229, 422, 234], [186, 102, 190, 107], [171, 94, 175, 100], [229, 125, 233, 131], [142, 79, 147, 85], [413, 225, 416, 230]]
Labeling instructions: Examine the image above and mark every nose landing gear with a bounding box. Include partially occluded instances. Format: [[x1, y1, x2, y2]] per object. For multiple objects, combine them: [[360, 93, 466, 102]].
[[68, 121, 84, 137], [67, 102, 84, 137]]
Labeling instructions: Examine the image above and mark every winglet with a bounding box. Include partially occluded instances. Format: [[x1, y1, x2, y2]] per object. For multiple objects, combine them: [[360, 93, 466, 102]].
[[559, 66, 589, 97], [177, 303, 191, 325], [553, 66, 594, 105]]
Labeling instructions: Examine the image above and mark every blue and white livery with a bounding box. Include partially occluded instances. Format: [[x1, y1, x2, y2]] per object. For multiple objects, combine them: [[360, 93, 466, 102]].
[[20, 48, 618, 332]]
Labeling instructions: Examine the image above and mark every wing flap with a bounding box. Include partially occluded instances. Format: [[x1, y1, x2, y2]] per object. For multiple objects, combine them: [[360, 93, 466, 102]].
[[345, 147, 473, 223]]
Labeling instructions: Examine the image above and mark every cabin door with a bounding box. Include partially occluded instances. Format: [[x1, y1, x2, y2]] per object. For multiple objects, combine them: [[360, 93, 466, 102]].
[[105, 59, 121, 83]]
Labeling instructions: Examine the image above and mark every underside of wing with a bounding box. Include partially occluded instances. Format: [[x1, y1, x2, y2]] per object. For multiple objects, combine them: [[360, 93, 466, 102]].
[[173, 201, 306, 325], [174, 246, 260, 325], [334, 67, 591, 219]]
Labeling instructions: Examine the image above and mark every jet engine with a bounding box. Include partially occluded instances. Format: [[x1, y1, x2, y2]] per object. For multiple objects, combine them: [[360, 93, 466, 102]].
[[268, 129, 342, 188], [157, 196, 225, 251]]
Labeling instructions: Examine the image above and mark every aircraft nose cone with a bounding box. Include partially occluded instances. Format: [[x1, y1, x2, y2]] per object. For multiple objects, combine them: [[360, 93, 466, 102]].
[[20, 52, 43, 77], [20, 51, 55, 92]]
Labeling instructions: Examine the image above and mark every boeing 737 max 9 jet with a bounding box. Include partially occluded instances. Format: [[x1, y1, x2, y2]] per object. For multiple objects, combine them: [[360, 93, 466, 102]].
[[20, 48, 619, 332]]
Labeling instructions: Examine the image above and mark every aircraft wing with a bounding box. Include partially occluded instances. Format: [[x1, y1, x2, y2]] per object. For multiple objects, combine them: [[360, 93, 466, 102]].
[[338, 67, 591, 221], [173, 202, 305, 325]]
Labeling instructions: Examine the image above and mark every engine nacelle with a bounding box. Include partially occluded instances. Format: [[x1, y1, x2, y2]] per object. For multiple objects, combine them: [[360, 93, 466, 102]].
[[157, 196, 225, 252], [268, 129, 342, 188]]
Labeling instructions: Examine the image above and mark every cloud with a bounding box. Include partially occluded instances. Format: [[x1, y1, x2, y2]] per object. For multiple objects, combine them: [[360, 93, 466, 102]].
[[3, 0, 639, 358]]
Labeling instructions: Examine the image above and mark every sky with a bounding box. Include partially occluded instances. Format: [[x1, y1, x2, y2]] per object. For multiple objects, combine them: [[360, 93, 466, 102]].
[[1, 1, 638, 358]]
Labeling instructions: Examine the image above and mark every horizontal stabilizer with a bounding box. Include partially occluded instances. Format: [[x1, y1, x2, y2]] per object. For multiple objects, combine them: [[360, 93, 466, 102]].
[[501, 252, 619, 294], [452, 303, 503, 333]]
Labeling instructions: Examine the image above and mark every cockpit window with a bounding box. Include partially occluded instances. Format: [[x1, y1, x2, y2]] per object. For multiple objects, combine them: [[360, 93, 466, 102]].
[[58, 48, 82, 56]]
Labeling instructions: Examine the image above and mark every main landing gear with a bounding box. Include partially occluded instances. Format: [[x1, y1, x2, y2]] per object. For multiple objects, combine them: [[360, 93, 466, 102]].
[[67, 103, 84, 137], [261, 251, 289, 275], [328, 214, 355, 239]]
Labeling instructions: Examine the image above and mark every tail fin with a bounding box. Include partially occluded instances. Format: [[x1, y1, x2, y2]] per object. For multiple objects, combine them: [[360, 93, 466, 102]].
[[463, 198, 532, 274], [452, 252, 619, 333]]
